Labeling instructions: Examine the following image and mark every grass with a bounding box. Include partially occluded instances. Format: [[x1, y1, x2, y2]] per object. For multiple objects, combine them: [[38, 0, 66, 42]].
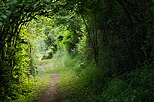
[[13, 53, 72, 102], [13, 58, 57, 102], [54, 54, 154, 102], [14, 53, 154, 102], [56, 56, 100, 102]]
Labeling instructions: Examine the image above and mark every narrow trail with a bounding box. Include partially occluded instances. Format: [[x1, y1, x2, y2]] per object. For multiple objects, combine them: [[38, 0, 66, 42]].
[[36, 72, 60, 102], [41, 63, 45, 72]]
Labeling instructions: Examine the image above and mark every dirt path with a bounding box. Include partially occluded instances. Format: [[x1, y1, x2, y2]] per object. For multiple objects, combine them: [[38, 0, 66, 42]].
[[41, 63, 45, 72], [36, 72, 60, 102]]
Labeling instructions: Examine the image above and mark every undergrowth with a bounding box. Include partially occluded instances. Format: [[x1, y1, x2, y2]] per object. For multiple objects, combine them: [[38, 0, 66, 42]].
[[13, 59, 56, 102], [55, 51, 154, 102], [14, 51, 154, 102]]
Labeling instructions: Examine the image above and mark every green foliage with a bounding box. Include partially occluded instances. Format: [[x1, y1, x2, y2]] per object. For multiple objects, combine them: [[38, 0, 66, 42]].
[[55, 51, 154, 102], [59, 30, 77, 53], [42, 50, 54, 60], [13, 69, 50, 102], [26, 16, 57, 60], [0, 24, 40, 101], [54, 14, 84, 55], [0, 0, 57, 101], [96, 65, 154, 102], [0, 0, 154, 102]]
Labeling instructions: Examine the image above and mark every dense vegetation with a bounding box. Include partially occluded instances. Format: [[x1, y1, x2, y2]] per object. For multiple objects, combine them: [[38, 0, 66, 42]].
[[0, 0, 154, 102]]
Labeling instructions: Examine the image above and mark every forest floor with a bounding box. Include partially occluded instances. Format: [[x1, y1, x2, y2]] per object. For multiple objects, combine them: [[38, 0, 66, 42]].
[[32, 58, 74, 102], [33, 58, 62, 102], [35, 72, 60, 102]]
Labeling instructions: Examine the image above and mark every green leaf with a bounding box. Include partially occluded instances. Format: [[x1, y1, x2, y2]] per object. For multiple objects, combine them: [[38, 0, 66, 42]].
[[0, 22, 2, 26], [1, 14, 7, 19], [11, 0, 17, 4], [109, 99, 119, 102], [6, 10, 11, 16]]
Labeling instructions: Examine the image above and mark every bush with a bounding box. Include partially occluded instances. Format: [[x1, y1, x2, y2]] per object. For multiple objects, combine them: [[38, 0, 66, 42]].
[[42, 50, 53, 60], [95, 64, 154, 102]]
